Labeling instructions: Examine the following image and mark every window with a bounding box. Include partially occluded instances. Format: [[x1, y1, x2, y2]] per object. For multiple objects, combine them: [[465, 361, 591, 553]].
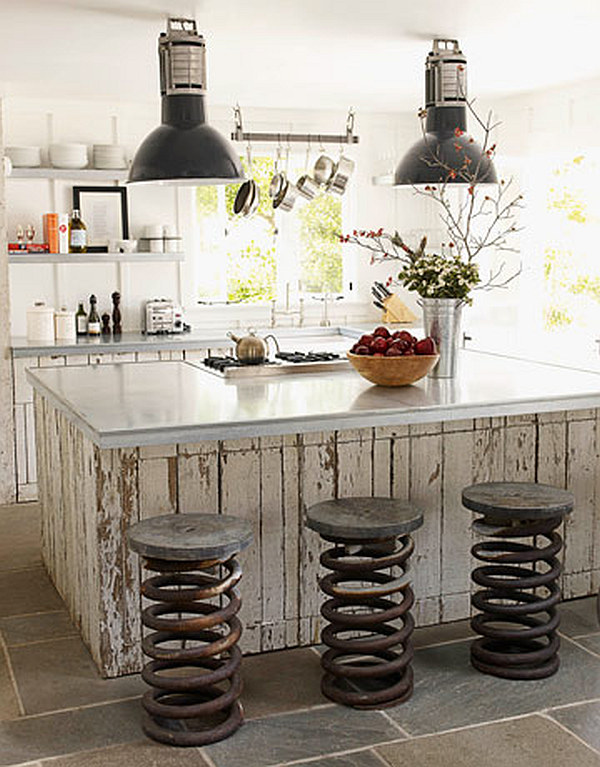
[[519, 151, 600, 335], [194, 153, 345, 304]]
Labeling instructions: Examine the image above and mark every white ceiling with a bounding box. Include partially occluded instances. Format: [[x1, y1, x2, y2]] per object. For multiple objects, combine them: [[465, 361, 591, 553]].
[[1, 0, 599, 111]]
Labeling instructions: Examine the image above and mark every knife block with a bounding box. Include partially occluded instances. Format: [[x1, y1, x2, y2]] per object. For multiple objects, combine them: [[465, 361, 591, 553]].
[[381, 293, 417, 324]]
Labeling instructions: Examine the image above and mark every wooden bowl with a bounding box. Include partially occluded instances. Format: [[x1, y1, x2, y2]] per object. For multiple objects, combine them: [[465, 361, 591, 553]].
[[347, 352, 439, 387]]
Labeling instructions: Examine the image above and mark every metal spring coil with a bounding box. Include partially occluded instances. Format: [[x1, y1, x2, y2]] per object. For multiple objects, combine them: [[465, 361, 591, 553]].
[[139, 556, 244, 746], [318, 533, 415, 709], [470, 515, 563, 680]]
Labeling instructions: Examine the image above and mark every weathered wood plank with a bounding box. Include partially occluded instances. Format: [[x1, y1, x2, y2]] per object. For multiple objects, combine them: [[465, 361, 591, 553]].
[[220, 442, 262, 654], [298, 431, 336, 645], [564, 418, 596, 597], [410, 426, 443, 626]]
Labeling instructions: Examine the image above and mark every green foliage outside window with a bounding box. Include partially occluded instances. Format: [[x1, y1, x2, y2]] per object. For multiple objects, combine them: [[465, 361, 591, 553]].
[[542, 155, 600, 330], [195, 155, 343, 303]]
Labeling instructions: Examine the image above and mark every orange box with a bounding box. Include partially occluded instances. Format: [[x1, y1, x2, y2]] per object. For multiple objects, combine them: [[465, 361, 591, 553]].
[[42, 213, 59, 253]]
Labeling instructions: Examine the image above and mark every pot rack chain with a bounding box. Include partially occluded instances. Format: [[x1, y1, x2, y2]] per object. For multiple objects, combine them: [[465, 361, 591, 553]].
[[231, 106, 359, 145]]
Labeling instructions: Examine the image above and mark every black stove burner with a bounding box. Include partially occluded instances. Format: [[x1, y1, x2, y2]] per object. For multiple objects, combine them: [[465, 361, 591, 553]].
[[203, 356, 244, 371], [275, 351, 341, 363], [203, 351, 341, 373]]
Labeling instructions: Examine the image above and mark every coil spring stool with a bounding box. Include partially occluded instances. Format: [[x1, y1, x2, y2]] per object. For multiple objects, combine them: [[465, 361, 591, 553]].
[[462, 482, 574, 680], [306, 497, 423, 709], [127, 513, 253, 747]]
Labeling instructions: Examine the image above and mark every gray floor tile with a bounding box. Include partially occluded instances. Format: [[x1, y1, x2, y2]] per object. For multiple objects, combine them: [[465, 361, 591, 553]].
[[289, 750, 388, 767], [573, 634, 600, 657], [242, 647, 326, 719], [0, 698, 142, 766], [376, 714, 600, 767], [0, 569, 64, 619], [204, 705, 403, 767], [0, 611, 77, 647], [412, 618, 474, 649], [0, 504, 41, 573], [549, 700, 600, 754], [42, 739, 210, 766], [0, 646, 21, 720], [558, 596, 599, 637], [8, 636, 144, 715], [386, 636, 600, 736]]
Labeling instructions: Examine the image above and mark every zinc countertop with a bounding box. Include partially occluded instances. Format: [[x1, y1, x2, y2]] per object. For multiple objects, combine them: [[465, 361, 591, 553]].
[[26, 349, 600, 448]]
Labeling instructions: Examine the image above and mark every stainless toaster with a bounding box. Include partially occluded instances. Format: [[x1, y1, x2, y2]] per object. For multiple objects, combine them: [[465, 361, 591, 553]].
[[144, 299, 184, 334]]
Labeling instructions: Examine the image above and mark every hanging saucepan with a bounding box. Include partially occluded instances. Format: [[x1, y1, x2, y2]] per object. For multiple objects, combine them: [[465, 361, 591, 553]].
[[233, 143, 260, 218], [296, 141, 320, 200], [268, 144, 286, 200], [273, 146, 297, 212], [313, 152, 336, 187], [328, 154, 355, 195]]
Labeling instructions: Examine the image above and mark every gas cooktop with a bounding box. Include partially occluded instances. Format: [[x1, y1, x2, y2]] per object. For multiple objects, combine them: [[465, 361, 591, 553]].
[[199, 350, 350, 379]]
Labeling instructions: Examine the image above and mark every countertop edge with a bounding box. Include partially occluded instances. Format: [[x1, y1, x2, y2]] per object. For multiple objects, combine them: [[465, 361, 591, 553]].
[[25, 361, 600, 448]]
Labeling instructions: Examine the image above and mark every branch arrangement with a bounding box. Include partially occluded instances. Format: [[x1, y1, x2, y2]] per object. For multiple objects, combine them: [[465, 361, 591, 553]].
[[342, 88, 524, 304]]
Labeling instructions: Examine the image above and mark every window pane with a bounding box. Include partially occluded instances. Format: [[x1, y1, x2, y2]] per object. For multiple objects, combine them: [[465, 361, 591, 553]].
[[194, 153, 347, 303]]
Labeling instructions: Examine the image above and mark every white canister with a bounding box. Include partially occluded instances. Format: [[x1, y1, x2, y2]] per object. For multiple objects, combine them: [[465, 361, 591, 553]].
[[27, 301, 55, 343], [54, 308, 76, 340]]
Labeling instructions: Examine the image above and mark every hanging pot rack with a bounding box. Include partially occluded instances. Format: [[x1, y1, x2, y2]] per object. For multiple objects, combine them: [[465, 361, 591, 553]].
[[231, 106, 359, 145]]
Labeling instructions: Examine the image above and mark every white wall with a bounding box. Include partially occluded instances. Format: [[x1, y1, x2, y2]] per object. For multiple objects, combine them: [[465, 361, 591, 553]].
[[5, 96, 412, 334]]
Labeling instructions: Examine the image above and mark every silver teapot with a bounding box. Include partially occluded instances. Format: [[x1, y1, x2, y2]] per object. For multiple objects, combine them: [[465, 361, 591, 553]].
[[227, 329, 279, 365]]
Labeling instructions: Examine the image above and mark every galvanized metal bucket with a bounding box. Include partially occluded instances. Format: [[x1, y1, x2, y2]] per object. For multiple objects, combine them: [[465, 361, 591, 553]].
[[420, 297, 464, 378]]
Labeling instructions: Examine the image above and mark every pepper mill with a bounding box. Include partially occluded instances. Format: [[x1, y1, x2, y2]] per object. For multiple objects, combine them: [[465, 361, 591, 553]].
[[101, 313, 111, 335], [111, 291, 122, 335]]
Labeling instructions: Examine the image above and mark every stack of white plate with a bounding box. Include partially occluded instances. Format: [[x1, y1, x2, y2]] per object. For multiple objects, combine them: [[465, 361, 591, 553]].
[[93, 144, 127, 169], [49, 143, 88, 169], [5, 146, 42, 168]]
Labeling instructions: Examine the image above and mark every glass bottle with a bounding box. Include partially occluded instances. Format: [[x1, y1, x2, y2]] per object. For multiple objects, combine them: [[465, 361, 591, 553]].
[[69, 209, 87, 253], [76, 301, 88, 336], [87, 295, 101, 336]]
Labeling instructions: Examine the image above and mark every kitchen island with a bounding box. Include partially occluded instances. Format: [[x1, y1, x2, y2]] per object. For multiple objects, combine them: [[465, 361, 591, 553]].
[[28, 350, 600, 677]]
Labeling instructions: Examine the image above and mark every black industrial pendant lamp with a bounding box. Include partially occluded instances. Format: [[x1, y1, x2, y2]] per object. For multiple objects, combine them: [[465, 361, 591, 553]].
[[394, 39, 497, 186], [128, 18, 245, 186]]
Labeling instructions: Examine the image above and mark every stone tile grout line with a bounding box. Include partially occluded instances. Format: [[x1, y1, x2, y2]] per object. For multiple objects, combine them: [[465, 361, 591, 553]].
[[539, 711, 600, 757], [559, 633, 600, 661], [380, 709, 411, 739], [0, 631, 25, 716], [12, 693, 141, 721], [270, 739, 407, 767]]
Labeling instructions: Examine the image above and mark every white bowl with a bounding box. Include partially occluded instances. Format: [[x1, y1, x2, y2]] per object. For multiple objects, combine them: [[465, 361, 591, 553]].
[[5, 145, 42, 168], [93, 144, 126, 168], [49, 143, 88, 169]]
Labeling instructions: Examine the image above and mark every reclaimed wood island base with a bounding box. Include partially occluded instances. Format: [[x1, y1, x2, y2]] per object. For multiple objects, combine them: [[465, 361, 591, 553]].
[[30, 355, 600, 677]]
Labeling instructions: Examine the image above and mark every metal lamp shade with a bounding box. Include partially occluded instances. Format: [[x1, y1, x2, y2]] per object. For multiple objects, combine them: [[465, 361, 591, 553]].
[[128, 19, 245, 187], [128, 121, 245, 186], [394, 131, 497, 186]]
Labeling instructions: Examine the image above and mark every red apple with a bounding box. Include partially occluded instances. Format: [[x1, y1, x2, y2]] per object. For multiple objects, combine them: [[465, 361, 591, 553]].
[[385, 346, 404, 356], [371, 337, 389, 353], [415, 337, 436, 355], [359, 334, 374, 346], [372, 326, 391, 339]]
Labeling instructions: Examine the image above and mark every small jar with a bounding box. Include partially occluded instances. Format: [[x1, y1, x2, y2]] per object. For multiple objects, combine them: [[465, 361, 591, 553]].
[[27, 301, 55, 343]]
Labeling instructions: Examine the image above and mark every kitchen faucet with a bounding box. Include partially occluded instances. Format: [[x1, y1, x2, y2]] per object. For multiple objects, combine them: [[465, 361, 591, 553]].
[[270, 282, 305, 328], [312, 293, 344, 327]]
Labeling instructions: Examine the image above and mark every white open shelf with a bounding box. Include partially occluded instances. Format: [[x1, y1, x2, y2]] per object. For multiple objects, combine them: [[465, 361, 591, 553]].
[[371, 174, 395, 186], [8, 252, 185, 264], [9, 168, 129, 182]]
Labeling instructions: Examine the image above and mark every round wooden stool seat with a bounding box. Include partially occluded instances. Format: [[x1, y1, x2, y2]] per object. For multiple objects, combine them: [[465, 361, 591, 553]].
[[127, 513, 253, 563], [306, 497, 423, 710], [127, 513, 253, 748], [462, 482, 574, 520], [462, 481, 573, 682], [306, 497, 424, 541]]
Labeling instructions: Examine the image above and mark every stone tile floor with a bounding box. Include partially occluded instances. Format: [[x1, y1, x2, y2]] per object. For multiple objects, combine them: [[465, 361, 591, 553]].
[[1, 502, 599, 766]]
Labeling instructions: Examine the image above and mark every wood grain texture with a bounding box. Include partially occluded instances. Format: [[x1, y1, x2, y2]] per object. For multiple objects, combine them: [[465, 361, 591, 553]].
[[35, 396, 600, 677], [0, 103, 15, 503]]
